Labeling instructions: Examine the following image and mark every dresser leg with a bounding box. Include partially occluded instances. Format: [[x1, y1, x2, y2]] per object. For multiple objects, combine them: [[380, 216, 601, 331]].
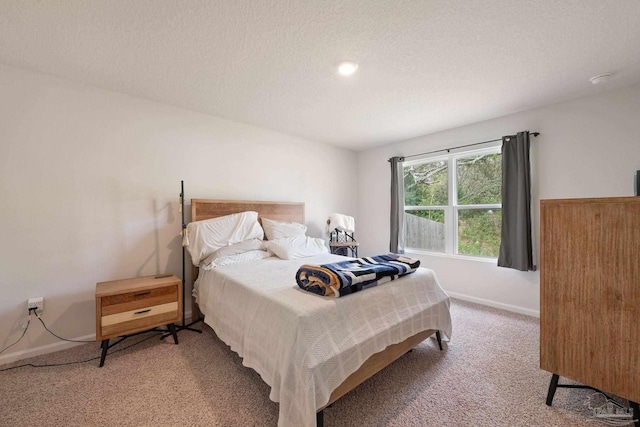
[[316, 409, 324, 427], [168, 324, 178, 344], [629, 401, 640, 427], [99, 339, 109, 367], [546, 374, 560, 406]]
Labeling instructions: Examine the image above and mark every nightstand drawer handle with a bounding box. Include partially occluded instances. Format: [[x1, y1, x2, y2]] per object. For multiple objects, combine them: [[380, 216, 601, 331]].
[[133, 291, 151, 297], [134, 309, 152, 315]]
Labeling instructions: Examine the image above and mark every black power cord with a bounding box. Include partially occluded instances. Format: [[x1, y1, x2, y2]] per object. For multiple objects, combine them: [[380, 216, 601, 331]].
[[33, 310, 94, 343], [1, 309, 166, 372], [0, 310, 33, 357], [0, 308, 91, 360], [0, 330, 163, 372]]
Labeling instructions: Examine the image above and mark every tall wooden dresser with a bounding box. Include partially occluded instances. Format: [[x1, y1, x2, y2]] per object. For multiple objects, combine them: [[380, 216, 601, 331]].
[[540, 197, 640, 411]]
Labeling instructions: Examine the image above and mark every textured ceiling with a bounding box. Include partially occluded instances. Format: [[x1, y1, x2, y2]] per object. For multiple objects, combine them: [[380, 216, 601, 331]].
[[1, 1, 640, 150]]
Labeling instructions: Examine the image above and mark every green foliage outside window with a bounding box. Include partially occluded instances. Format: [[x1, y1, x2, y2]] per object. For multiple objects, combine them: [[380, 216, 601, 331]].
[[457, 153, 501, 205], [457, 153, 502, 257], [458, 209, 502, 257], [404, 159, 448, 207]]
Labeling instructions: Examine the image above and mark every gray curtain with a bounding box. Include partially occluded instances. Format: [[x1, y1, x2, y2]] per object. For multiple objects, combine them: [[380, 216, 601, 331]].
[[498, 132, 535, 271], [390, 156, 405, 254]]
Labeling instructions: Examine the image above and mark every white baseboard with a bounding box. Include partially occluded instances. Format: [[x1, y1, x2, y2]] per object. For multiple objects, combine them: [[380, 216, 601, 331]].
[[0, 333, 96, 366], [446, 291, 540, 318], [0, 310, 196, 366]]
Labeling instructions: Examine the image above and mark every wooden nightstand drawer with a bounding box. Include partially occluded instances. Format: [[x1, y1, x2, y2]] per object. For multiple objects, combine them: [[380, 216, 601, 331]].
[[101, 285, 177, 316], [101, 302, 179, 337]]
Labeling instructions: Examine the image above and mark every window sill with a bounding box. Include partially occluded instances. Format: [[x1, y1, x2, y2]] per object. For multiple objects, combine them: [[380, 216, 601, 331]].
[[405, 248, 498, 264]]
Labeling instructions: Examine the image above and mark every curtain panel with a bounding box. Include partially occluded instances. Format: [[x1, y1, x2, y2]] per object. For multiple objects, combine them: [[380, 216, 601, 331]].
[[389, 156, 405, 254], [498, 131, 535, 271]]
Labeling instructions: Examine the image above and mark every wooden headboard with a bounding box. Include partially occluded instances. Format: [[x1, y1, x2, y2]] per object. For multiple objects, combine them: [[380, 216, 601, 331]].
[[191, 199, 305, 224], [189, 199, 305, 321]]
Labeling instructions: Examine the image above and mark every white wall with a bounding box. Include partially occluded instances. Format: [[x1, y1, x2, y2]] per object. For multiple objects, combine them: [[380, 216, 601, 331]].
[[357, 83, 640, 316], [0, 64, 358, 364]]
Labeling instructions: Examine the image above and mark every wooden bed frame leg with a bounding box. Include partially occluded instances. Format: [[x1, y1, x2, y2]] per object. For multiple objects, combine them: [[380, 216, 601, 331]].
[[316, 410, 324, 427], [435, 331, 443, 351]]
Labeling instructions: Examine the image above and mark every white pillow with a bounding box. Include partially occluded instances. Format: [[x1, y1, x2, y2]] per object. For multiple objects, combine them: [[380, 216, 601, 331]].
[[199, 239, 266, 268], [200, 250, 271, 270], [264, 236, 328, 260], [261, 217, 307, 240], [186, 211, 264, 265]]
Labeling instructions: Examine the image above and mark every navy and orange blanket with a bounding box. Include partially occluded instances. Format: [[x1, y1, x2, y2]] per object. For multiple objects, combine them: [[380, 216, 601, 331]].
[[296, 254, 420, 297]]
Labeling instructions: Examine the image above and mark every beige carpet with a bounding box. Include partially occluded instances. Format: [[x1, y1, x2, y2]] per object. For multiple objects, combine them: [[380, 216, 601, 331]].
[[0, 299, 603, 426]]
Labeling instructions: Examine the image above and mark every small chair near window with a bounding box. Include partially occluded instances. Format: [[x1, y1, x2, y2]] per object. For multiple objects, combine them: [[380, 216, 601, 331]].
[[326, 213, 358, 257], [329, 229, 359, 257]]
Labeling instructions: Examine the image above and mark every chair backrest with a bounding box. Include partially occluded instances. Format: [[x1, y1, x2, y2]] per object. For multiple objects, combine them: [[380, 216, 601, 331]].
[[330, 228, 356, 243]]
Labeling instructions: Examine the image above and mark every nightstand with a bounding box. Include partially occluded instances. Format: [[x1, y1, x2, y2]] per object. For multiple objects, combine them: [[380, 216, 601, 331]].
[[95, 274, 182, 367]]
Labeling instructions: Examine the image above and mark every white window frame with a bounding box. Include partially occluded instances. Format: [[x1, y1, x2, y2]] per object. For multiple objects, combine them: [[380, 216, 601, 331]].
[[404, 142, 502, 260]]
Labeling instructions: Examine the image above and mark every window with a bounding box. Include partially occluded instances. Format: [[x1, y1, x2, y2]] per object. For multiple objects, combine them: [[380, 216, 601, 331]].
[[403, 145, 502, 258]]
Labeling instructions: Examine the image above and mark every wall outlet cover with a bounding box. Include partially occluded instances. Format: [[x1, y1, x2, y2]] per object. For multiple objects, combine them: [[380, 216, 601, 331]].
[[27, 297, 44, 312]]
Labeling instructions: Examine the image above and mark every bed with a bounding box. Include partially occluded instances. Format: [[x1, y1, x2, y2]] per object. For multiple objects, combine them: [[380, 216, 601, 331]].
[[189, 199, 452, 427]]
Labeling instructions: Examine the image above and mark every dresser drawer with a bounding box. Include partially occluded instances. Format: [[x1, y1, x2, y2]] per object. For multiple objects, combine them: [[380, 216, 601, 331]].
[[101, 302, 179, 337]]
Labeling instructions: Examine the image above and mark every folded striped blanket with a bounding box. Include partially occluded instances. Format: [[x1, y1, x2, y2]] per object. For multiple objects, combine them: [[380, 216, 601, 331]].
[[296, 254, 420, 297]]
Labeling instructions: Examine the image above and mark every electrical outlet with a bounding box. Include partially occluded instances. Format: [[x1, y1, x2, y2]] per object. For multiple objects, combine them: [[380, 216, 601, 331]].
[[27, 297, 44, 313]]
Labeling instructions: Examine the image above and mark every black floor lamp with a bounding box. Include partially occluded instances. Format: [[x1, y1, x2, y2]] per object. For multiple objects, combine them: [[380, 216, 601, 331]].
[[165, 180, 203, 338]]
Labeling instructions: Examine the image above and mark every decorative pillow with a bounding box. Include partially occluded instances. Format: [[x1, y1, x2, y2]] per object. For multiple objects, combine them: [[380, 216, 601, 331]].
[[199, 239, 266, 268], [185, 211, 264, 265], [261, 217, 307, 240], [264, 236, 328, 260], [200, 250, 271, 270]]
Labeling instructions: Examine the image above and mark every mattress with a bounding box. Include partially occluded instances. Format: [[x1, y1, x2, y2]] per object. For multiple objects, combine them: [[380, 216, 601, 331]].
[[195, 253, 452, 427]]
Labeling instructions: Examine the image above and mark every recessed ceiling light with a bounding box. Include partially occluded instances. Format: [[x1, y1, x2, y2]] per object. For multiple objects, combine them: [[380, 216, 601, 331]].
[[589, 73, 613, 85], [337, 61, 358, 76]]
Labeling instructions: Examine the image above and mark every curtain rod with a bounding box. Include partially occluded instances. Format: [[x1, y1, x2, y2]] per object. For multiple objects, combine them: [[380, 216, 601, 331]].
[[389, 131, 539, 162]]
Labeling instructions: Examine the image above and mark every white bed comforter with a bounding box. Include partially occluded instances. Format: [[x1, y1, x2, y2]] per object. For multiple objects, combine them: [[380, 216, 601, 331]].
[[195, 253, 452, 427]]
